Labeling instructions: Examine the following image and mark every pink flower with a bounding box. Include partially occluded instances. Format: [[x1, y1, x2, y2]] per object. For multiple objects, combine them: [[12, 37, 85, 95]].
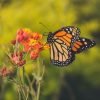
[[0, 67, 8, 77], [0, 67, 10, 77], [11, 52, 26, 67], [18, 60, 26, 66], [11, 40, 16, 45], [16, 28, 32, 43]]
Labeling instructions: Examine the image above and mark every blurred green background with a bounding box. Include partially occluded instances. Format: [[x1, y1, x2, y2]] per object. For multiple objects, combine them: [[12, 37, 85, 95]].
[[0, 0, 100, 100]]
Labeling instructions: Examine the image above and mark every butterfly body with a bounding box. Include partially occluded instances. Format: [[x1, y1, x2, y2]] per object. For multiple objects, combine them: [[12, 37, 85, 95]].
[[47, 32, 55, 43], [47, 26, 96, 67]]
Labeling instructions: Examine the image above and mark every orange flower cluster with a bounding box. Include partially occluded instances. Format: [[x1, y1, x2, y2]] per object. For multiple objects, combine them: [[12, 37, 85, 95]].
[[1, 28, 49, 78], [16, 28, 44, 60], [10, 28, 49, 67]]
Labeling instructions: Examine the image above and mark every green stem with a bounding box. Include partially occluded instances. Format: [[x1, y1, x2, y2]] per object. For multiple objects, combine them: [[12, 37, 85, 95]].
[[17, 68, 27, 100], [37, 58, 40, 78], [36, 58, 41, 100], [36, 81, 41, 100], [17, 89, 21, 100], [25, 73, 36, 97], [22, 67, 25, 84]]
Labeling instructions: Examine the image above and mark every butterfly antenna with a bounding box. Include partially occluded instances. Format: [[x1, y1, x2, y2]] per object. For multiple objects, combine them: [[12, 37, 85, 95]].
[[43, 34, 48, 36], [39, 22, 51, 32]]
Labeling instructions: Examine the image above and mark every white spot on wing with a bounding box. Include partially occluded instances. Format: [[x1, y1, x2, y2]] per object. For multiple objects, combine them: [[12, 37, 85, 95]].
[[82, 39, 85, 41]]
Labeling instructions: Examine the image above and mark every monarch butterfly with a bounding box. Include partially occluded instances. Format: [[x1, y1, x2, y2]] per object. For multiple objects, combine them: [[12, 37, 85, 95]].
[[47, 26, 96, 66]]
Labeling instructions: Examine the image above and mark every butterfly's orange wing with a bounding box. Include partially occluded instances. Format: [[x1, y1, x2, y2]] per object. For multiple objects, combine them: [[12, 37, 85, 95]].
[[47, 26, 80, 66], [54, 26, 80, 48], [49, 37, 75, 66], [72, 37, 96, 53]]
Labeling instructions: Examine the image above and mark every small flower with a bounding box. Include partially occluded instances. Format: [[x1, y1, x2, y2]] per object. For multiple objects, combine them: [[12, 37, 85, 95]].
[[16, 28, 32, 43], [31, 32, 42, 40], [33, 42, 43, 50], [11, 40, 16, 45], [0, 66, 12, 77], [22, 33, 43, 52], [11, 52, 26, 67], [30, 50, 40, 60], [18, 60, 26, 66], [23, 43, 31, 52], [29, 42, 44, 60]]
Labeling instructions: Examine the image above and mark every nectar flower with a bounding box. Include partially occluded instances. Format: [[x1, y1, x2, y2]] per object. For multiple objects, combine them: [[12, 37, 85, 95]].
[[17, 60, 26, 66], [11, 40, 16, 45], [22, 32, 43, 52], [12, 28, 48, 60], [30, 50, 40, 60], [11, 52, 26, 67], [23, 43, 31, 52], [32, 42, 43, 50], [0, 67, 12, 77], [31, 32, 42, 40], [16, 28, 32, 43]]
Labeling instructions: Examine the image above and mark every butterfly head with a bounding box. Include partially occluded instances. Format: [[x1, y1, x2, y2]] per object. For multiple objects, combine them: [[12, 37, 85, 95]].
[[47, 32, 54, 43]]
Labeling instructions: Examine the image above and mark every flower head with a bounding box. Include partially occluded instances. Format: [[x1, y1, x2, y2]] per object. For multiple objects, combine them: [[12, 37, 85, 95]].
[[11, 52, 26, 67], [12, 28, 49, 61], [11, 39, 16, 45], [30, 50, 39, 60], [0, 66, 13, 77], [16, 28, 32, 43], [33, 42, 43, 50], [31, 32, 42, 40], [19, 32, 44, 60]]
